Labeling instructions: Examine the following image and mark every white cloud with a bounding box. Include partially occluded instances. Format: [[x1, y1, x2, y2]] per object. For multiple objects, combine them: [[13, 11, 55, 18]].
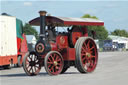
[[23, 2, 32, 6]]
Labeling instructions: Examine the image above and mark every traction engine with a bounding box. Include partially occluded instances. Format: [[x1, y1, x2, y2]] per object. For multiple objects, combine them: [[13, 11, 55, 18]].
[[23, 11, 104, 76]]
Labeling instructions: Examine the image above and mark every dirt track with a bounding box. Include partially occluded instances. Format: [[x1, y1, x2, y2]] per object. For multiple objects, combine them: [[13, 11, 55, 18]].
[[0, 51, 128, 85]]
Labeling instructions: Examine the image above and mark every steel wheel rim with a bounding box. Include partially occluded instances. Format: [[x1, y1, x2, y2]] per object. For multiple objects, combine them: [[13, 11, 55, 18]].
[[46, 52, 63, 75], [24, 52, 41, 76], [80, 38, 98, 72]]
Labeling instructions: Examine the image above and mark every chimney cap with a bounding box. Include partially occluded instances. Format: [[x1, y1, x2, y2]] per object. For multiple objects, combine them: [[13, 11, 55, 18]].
[[39, 11, 47, 16]]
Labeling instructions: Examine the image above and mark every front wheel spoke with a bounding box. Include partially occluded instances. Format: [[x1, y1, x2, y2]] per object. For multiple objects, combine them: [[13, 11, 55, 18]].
[[48, 57, 52, 62], [55, 66, 59, 71], [56, 58, 61, 62], [55, 55, 59, 61], [57, 63, 62, 66], [82, 56, 86, 61], [48, 64, 52, 68], [50, 66, 54, 72], [54, 66, 57, 72], [49, 65, 54, 71], [53, 54, 56, 59], [50, 55, 54, 61]]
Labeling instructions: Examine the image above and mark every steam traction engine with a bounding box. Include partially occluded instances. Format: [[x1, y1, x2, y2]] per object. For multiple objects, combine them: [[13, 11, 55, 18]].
[[23, 11, 104, 76]]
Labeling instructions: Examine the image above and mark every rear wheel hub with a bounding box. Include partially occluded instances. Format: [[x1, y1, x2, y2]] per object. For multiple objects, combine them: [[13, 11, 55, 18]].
[[53, 61, 58, 66]]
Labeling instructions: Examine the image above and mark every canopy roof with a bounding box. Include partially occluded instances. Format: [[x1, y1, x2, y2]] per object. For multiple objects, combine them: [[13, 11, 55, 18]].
[[29, 16, 104, 26]]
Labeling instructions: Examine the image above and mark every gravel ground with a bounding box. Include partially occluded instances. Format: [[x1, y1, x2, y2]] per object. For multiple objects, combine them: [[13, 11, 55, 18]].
[[0, 51, 128, 85]]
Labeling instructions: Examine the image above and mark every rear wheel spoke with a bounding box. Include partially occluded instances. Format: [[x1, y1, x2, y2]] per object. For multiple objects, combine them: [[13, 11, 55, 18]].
[[90, 46, 95, 51]]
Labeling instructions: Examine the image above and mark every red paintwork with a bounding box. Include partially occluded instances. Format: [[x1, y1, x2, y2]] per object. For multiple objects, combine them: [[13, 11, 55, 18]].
[[0, 55, 17, 65], [49, 35, 76, 61], [49, 42, 57, 51], [56, 35, 68, 49], [29, 16, 104, 26], [82, 27, 88, 36], [20, 34, 28, 63], [17, 37, 21, 55], [64, 21, 104, 26], [17, 34, 28, 56], [60, 48, 76, 61], [72, 32, 82, 46], [20, 34, 28, 53], [67, 48, 76, 60]]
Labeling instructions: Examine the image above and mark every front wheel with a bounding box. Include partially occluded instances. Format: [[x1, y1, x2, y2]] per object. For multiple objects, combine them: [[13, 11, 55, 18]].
[[44, 51, 64, 76], [23, 52, 42, 76]]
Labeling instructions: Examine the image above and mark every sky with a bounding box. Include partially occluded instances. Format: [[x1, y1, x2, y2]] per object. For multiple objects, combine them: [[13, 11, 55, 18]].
[[0, 0, 128, 33]]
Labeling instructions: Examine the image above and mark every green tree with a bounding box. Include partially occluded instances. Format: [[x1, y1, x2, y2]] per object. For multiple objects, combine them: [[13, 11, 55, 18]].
[[111, 29, 128, 37], [23, 23, 38, 39], [82, 14, 108, 40]]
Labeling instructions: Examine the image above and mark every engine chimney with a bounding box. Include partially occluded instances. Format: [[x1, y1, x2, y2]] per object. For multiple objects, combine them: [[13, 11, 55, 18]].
[[39, 11, 47, 40]]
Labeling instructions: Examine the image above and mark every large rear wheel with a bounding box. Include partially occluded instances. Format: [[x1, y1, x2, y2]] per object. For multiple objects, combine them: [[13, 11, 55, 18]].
[[75, 37, 98, 73], [23, 52, 42, 76]]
